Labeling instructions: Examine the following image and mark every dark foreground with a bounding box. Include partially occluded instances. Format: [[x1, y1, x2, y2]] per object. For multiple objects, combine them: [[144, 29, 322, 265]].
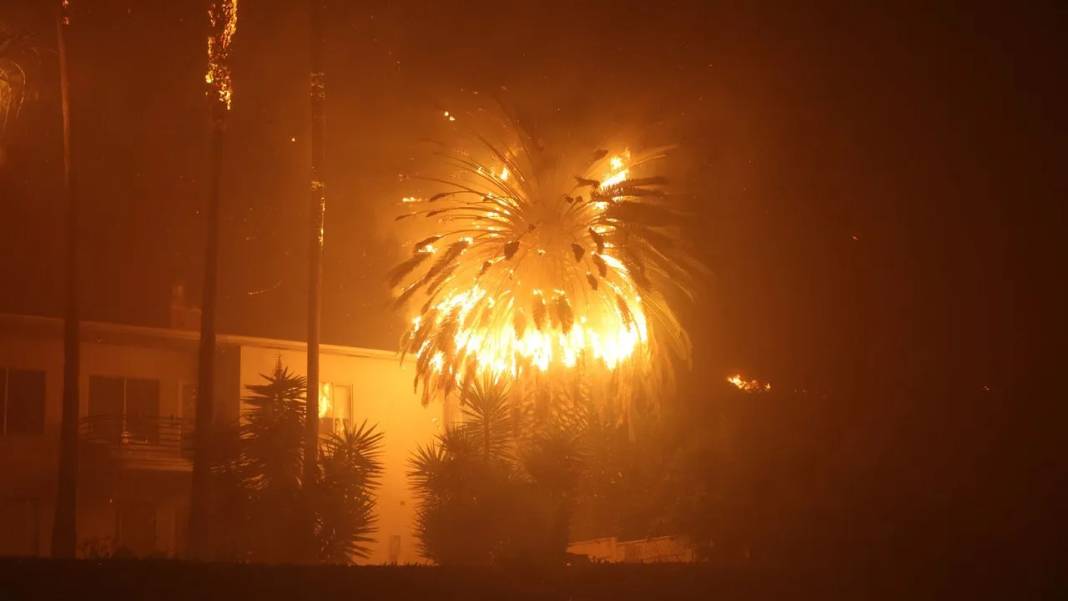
[[0, 558, 1060, 600]]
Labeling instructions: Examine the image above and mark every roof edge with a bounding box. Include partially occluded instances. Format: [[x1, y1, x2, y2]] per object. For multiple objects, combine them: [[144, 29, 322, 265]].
[[0, 313, 399, 361]]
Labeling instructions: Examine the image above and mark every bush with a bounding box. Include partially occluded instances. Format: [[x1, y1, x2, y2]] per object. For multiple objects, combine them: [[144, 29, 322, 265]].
[[408, 378, 585, 566], [205, 361, 384, 564]]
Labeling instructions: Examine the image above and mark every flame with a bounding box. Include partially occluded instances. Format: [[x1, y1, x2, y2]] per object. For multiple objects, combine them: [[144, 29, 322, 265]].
[[392, 123, 694, 403], [318, 382, 332, 418], [727, 373, 771, 392], [600, 154, 629, 189], [206, 0, 238, 110], [413, 283, 648, 381]]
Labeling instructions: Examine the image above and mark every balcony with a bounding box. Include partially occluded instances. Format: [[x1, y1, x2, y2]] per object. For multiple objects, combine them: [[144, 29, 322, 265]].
[[79, 415, 194, 472]]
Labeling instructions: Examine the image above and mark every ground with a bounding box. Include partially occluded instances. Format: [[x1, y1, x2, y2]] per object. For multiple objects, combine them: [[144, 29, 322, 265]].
[[0, 558, 1060, 600]]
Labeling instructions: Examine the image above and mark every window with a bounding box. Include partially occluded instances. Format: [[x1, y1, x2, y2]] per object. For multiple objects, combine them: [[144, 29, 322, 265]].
[[88, 376, 160, 444], [318, 382, 352, 435], [1, 368, 45, 436]]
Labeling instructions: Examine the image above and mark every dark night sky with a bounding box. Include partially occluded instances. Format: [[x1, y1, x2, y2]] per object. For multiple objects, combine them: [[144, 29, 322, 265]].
[[1, 0, 1064, 402]]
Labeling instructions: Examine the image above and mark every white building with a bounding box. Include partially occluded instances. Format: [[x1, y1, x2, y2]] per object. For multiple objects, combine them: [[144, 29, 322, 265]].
[[0, 311, 442, 563]]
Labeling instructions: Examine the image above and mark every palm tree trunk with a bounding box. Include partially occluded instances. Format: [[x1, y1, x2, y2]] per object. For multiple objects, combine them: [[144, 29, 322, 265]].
[[304, 0, 326, 485], [50, 0, 78, 559], [189, 0, 237, 559], [188, 100, 223, 559]]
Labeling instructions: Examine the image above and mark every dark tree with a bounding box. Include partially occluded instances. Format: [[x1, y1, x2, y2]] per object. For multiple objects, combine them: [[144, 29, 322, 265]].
[[189, 0, 237, 559], [304, 0, 327, 486], [315, 421, 384, 562], [50, 0, 78, 558], [240, 363, 309, 563], [408, 379, 585, 566], [208, 362, 383, 564]]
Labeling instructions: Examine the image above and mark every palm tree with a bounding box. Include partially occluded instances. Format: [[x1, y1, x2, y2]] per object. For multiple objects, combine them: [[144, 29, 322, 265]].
[[304, 0, 327, 487], [408, 427, 515, 565], [239, 362, 308, 563], [519, 425, 584, 563], [189, 0, 238, 559], [207, 362, 383, 564], [409, 378, 592, 565], [315, 421, 384, 562], [461, 377, 514, 462], [241, 363, 307, 495], [50, 0, 79, 558]]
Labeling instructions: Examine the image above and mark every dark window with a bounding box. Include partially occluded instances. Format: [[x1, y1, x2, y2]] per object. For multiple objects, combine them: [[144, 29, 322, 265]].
[[89, 376, 124, 443], [88, 376, 160, 443], [2, 368, 45, 436], [125, 379, 160, 443]]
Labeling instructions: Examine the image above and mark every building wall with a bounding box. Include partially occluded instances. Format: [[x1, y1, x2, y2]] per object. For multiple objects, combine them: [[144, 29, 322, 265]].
[[0, 315, 440, 563], [0, 332, 60, 556], [239, 345, 441, 564], [80, 341, 197, 420], [0, 323, 199, 557]]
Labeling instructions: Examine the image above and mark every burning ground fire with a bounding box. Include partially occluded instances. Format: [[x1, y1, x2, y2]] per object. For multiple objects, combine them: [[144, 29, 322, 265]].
[[727, 373, 771, 393], [391, 114, 698, 402]]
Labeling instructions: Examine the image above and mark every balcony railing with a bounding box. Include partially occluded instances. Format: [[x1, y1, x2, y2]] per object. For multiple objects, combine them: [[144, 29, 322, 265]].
[[79, 415, 194, 471]]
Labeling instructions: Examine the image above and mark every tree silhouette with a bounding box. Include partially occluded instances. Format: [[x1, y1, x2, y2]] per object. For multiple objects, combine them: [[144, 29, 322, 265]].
[[240, 363, 308, 563], [51, 0, 79, 558], [315, 421, 384, 562], [189, 0, 238, 560], [207, 362, 383, 564], [408, 379, 586, 566], [304, 0, 327, 490]]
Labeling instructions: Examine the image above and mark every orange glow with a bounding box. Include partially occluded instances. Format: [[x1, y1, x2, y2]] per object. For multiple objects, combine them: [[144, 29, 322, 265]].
[[407, 155, 650, 381], [206, 0, 238, 110], [727, 373, 771, 392], [393, 132, 693, 402], [599, 153, 630, 189], [318, 382, 332, 418]]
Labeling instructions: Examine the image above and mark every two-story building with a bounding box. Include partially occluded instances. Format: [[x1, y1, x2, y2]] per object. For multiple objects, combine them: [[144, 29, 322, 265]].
[[0, 310, 443, 564]]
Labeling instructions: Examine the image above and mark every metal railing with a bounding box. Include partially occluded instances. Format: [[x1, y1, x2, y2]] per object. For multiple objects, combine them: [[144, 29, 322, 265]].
[[79, 415, 195, 467]]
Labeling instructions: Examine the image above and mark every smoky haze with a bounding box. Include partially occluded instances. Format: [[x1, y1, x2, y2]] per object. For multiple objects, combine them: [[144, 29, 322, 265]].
[[1, 0, 1064, 575]]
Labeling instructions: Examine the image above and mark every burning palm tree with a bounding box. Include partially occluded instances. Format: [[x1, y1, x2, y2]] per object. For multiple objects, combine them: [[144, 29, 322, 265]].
[[189, 0, 238, 560], [391, 110, 699, 411]]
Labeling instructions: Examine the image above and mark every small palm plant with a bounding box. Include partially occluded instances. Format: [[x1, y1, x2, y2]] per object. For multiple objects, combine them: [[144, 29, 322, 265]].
[[315, 420, 384, 563], [409, 426, 517, 565], [239, 362, 308, 563], [409, 377, 590, 565], [460, 376, 514, 462], [241, 362, 306, 492], [207, 361, 385, 564]]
